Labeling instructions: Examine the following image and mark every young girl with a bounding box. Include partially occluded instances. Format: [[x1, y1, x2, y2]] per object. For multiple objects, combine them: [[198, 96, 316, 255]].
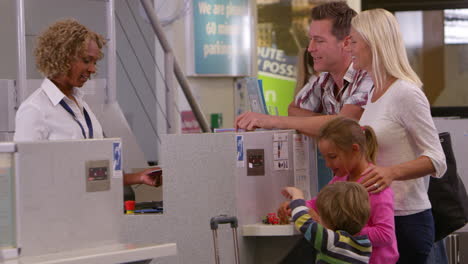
[[282, 117, 398, 264]]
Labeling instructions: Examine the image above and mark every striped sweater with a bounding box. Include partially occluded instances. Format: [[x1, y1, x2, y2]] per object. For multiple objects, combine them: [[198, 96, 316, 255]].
[[291, 199, 372, 264]]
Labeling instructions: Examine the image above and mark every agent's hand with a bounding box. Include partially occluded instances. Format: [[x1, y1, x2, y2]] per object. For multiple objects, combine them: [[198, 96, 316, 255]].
[[281, 186, 305, 201], [139, 167, 162, 187], [235, 111, 275, 131], [360, 164, 395, 194]]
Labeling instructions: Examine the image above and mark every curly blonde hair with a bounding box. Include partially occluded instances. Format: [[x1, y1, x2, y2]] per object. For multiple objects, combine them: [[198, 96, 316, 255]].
[[35, 19, 107, 78]]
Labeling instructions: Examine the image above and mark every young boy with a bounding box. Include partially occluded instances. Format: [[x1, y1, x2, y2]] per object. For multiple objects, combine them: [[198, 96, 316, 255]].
[[282, 182, 372, 263]]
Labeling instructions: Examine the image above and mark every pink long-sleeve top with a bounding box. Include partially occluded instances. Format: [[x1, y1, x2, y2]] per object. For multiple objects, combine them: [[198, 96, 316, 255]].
[[306, 175, 399, 264]]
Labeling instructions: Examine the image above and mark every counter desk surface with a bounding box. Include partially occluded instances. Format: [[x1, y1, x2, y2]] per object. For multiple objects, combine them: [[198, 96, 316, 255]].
[[0, 243, 176, 264]]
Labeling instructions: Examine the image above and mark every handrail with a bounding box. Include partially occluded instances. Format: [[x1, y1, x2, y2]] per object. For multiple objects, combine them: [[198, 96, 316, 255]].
[[140, 0, 211, 133], [106, 0, 117, 103], [16, 0, 26, 107]]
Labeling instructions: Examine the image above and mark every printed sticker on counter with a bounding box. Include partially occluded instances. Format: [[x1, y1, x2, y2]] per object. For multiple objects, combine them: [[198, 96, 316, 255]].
[[273, 132, 290, 171], [236, 135, 245, 168], [113, 141, 123, 178], [274, 160, 289, 170]]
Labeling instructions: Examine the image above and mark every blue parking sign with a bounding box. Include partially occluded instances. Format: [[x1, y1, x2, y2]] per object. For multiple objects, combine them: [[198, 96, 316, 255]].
[[113, 142, 122, 173], [236, 135, 244, 167]]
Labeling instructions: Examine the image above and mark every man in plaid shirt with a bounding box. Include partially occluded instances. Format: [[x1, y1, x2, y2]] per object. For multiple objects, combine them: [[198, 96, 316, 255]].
[[236, 2, 373, 137]]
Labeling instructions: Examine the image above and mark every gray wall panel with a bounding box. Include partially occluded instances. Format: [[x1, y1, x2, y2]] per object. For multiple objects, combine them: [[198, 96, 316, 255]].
[[15, 139, 123, 257]]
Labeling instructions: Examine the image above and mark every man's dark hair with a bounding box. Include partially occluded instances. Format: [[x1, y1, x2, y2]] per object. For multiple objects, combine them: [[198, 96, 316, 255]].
[[311, 1, 357, 40]]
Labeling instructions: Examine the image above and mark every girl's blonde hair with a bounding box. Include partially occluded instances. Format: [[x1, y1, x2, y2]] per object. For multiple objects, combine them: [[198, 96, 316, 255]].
[[351, 8, 422, 90], [318, 117, 378, 163], [35, 19, 106, 78]]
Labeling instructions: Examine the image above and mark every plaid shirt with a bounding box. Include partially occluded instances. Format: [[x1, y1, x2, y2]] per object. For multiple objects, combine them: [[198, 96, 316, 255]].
[[295, 63, 373, 115]]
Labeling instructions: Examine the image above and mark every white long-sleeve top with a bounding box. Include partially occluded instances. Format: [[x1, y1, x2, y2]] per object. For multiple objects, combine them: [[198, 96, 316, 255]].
[[14, 78, 104, 141], [360, 79, 446, 216]]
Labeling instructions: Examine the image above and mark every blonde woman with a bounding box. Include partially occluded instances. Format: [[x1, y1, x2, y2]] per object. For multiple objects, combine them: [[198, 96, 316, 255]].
[[14, 19, 160, 187], [349, 9, 446, 263]]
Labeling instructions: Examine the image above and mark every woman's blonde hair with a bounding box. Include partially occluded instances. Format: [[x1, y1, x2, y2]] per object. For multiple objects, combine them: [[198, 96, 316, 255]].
[[318, 116, 378, 163], [316, 181, 370, 235], [351, 8, 422, 89], [35, 19, 106, 78]]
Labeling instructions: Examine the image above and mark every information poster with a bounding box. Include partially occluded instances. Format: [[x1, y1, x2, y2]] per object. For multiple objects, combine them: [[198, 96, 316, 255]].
[[257, 1, 319, 116], [258, 47, 297, 116], [189, 0, 252, 76]]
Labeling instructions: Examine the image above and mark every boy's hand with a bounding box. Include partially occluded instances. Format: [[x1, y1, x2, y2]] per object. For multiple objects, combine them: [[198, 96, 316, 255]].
[[308, 208, 320, 223], [278, 201, 292, 222], [281, 187, 305, 200]]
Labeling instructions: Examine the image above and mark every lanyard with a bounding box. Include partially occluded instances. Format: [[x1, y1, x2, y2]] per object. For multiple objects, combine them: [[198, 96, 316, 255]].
[[59, 99, 93, 139]]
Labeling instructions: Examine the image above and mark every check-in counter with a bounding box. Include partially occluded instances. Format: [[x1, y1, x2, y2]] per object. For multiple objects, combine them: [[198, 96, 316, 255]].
[[155, 130, 318, 263], [0, 131, 320, 264], [0, 139, 176, 264]]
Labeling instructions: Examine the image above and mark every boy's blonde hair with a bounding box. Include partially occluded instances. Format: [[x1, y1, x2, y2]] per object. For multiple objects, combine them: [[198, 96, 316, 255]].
[[351, 8, 422, 90], [316, 181, 370, 235], [318, 116, 378, 163]]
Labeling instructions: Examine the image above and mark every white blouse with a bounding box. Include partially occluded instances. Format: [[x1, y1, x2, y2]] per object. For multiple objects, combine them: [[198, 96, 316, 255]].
[[360, 79, 446, 215], [14, 78, 104, 141]]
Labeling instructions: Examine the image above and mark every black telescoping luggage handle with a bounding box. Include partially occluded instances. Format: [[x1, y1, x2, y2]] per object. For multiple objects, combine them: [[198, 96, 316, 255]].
[[210, 215, 238, 230]]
